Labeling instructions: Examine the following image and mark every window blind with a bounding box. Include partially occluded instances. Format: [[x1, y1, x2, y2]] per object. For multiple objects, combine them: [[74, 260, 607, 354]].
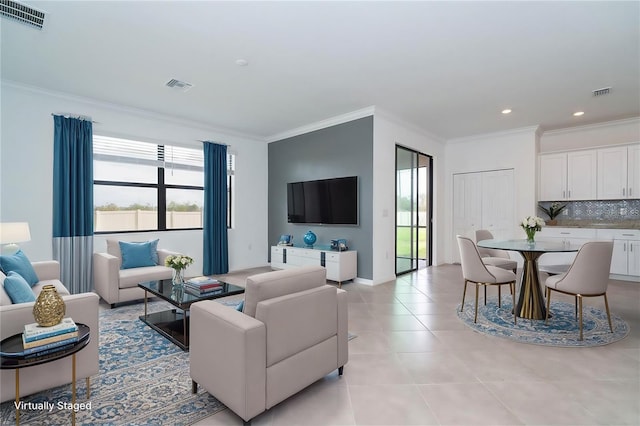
[[94, 135, 234, 173]]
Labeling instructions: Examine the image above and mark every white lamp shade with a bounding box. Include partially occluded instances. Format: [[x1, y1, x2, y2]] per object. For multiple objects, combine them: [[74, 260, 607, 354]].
[[0, 222, 31, 244]]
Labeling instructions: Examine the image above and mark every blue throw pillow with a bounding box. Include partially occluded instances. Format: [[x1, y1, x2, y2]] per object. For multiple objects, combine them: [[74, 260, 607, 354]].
[[0, 249, 39, 286], [235, 300, 244, 312], [119, 240, 159, 269], [3, 271, 36, 303]]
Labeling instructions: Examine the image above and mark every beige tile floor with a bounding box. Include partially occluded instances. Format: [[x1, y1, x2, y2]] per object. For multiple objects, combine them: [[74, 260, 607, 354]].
[[195, 264, 640, 425]]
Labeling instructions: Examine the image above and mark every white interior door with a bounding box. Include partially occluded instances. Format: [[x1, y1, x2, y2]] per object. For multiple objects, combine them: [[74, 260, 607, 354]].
[[481, 169, 515, 240], [453, 169, 515, 263], [452, 172, 482, 263]]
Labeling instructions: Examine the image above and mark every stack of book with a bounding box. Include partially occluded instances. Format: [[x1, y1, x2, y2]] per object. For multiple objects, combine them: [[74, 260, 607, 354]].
[[185, 276, 223, 296], [22, 317, 79, 356]]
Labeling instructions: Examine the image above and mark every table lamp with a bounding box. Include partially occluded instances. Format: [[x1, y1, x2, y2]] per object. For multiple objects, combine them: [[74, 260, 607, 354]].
[[0, 222, 31, 254]]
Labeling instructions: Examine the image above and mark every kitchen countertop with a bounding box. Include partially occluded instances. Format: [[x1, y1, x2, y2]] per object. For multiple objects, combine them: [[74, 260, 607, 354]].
[[547, 220, 640, 230]]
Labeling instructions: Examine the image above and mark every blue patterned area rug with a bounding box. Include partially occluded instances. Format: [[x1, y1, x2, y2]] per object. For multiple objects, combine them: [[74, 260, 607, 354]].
[[0, 301, 225, 425], [457, 296, 630, 347]]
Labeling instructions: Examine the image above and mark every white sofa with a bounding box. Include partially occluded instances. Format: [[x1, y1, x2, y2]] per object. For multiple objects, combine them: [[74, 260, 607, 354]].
[[93, 239, 178, 307], [0, 260, 99, 403]]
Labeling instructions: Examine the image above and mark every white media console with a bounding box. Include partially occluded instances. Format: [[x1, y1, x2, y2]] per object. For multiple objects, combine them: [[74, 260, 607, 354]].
[[271, 245, 357, 287]]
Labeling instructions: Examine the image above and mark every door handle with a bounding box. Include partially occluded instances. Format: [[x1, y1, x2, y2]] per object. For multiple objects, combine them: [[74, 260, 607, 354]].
[[562, 190, 566, 199], [623, 188, 626, 196]]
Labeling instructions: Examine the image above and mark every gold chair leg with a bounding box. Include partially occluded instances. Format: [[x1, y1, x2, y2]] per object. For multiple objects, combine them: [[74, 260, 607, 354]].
[[498, 286, 502, 307], [461, 280, 468, 312], [545, 287, 551, 325], [86, 377, 91, 399], [575, 295, 578, 319], [474, 284, 479, 323], [603, 293, 613, 333], [511, 282, 517, 324], [578, 295, 583, 341]]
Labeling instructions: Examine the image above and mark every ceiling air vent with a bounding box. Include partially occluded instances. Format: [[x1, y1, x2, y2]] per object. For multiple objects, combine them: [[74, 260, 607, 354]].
[[0, 0, 46, 29], [592, 87, 611, 97], [165, 79, 193, 92]]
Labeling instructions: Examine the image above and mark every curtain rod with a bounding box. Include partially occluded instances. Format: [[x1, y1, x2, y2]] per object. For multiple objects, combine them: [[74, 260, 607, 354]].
[[51, 113, 98, 124], [197, 140, 230, 147]]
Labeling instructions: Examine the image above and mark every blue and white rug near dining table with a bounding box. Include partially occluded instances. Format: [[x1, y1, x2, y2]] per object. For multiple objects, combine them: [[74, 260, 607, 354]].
[[457, 295, 629, 347], [0, 301, 226, 426]]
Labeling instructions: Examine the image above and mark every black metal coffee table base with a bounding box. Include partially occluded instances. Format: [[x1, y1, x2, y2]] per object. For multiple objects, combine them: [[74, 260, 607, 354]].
[[139, 309, 190, 350], [138, 279, 244, 351]]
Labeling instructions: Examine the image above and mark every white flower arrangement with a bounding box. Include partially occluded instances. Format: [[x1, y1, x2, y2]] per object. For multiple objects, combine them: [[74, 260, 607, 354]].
[[164, 254, 194, 271], [521, 216, 544, 242], [521, 216, 545, 231]]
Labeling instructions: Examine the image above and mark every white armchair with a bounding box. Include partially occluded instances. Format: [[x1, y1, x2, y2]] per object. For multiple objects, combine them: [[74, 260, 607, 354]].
[[190, 266, 348, 423], [0, 260, 99, 403], [93, 239, 178, 307]]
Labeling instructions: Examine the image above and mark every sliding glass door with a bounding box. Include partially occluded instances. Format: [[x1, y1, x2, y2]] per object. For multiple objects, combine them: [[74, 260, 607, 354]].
[[396, 146, 432, 275]]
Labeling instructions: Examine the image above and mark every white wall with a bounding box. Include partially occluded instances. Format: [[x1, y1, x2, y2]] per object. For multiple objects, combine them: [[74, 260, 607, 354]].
[[444, 127, 539, 263], [540, 118, 640, 152], [0, 82, 269, 275], [372, 109, 446, 284]]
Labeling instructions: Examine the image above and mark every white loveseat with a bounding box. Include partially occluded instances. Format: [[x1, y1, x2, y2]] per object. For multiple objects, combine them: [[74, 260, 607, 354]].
[[93, 239, 178, 307], [0, 260, 99, 403]]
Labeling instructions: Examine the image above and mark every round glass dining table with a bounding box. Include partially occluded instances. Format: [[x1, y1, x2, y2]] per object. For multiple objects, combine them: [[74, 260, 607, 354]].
[[477, 239, 579, 320]]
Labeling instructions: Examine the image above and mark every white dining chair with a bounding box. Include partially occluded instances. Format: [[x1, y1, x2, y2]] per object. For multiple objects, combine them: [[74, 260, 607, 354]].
[[457, 235, 517, 324], [475, 229, 518, 304], [544, 241, 614, 340], [475, 230, 518, 273]]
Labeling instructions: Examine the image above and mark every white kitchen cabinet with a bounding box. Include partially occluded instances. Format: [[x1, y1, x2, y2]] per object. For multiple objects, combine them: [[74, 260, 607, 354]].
[[596, 229, 640, 277], [597, 144, 640, 199], [536, 227, 596, 267], [628, 145, 640, 199], [539, 150, 597, 201], [539, 153, 567, 201], [270, 245, 357, 285]]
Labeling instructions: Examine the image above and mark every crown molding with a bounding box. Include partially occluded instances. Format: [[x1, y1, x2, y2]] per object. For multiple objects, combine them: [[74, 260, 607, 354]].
[[541, 116, 640, 137], [446, 125, 541, 145], [266, 106, 375, 143], [373, 107, 445, 144], [1, 80, 266, 143]]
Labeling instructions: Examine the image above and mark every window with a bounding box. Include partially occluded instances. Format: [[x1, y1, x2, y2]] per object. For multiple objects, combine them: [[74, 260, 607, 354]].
[[93, 135, 234, 233]]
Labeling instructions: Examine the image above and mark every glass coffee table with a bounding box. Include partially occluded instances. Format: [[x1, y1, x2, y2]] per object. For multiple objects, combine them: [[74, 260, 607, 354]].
[[138, 279, 244, 350]]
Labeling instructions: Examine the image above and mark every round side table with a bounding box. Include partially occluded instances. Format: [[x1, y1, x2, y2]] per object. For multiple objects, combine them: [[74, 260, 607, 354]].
[[1, 323, 90, 425]]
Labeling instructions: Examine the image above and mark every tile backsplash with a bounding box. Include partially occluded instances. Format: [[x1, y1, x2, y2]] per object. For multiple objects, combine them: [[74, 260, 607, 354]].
[[539, 199, 640, 221]]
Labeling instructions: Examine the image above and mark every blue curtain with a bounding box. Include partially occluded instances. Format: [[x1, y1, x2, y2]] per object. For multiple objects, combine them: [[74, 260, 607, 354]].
[[52, 115, 94, 294], [203, 142, 229, 275]]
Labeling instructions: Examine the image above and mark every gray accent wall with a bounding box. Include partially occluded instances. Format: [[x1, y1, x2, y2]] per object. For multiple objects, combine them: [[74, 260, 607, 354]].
[[268, 116, 374, 280]]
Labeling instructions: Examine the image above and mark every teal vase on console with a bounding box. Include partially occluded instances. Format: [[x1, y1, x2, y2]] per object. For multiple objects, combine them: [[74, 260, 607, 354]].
[[303, 230, 317, 247]]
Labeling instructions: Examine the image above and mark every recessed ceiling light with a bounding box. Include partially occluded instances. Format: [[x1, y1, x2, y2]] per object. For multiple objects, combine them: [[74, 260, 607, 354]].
[[501, 109, 512, 114], [235, 59, 249, 66], [573, 111, 585, 117]]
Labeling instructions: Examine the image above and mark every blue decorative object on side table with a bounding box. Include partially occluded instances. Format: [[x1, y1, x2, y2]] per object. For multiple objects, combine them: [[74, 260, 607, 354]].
[[303, 230, 317, 247]]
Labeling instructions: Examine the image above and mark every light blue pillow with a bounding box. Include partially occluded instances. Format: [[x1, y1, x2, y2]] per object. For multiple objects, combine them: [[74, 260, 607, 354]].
[[119, 240, 159, 269], [235, 300, 244, 312], [0, 249, 39, 286], [3, 271, 36, 303]]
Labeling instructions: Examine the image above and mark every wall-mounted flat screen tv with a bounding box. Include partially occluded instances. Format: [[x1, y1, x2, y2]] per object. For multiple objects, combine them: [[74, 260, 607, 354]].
[[287, 176, 358, 225]]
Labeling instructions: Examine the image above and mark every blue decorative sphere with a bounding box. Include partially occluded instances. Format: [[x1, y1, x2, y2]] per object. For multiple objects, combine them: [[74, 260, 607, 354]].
[[303, 230, 317, 246]]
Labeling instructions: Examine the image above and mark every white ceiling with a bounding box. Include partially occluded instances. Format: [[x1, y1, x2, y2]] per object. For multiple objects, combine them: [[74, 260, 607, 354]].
[[2, 1, 639, 141]]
